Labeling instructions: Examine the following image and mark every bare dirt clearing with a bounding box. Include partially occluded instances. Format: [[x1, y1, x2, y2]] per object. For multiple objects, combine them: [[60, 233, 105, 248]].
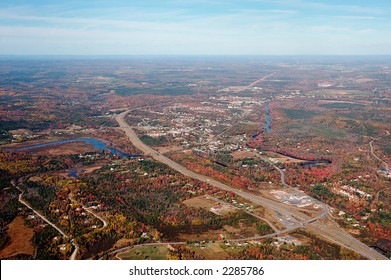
[[183, 195, 218, 209]]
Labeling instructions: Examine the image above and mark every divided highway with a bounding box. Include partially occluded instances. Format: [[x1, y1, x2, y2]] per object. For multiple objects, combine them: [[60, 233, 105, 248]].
[[116, 109, 388, 260]]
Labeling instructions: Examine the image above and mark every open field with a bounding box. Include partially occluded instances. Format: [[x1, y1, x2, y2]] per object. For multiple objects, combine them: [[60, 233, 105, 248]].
[[27, 141, 98, 155], [231, 150, 256, 160], [252, 207, 285, 231], [183, 195, 217, 209], [156, 145, 183, 154], [290, 233, 312, 245], [117, 245, 170, 260], [191, 243, 230, 259], [233, 149, 306, 164], [177, 225, 258, 241], [2, 140, 98, 155], [262, 152, 307, 164], [320, 89, 366, 95], [0, 216, 35, 259], [183, 195, 237, 216], [177, 229, 226, 241]]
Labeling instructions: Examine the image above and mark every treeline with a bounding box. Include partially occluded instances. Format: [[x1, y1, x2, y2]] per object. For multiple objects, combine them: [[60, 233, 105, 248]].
[[78, 166, 216, 232], [171, 153, 280, 190], [23, 181, 57, 216], [235, 232, 363, 260]]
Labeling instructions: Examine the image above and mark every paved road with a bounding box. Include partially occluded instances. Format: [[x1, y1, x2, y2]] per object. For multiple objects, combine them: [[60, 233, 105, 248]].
[[370, 139, 390, 172], [237, 145, 389, 260], [115, 110, 388, 260], [71, 198, 108, 228], [85, 207, 107, 228], [260, 156, 292, 189], [15, 183, 108, 260], [16, 185, 68, 238], [247, 72, 276, 89], [207, 195, 279, 232], [14, 183, 79, 260], [116, 110, 314, 221], [69, 243, 79, 261], [307, 217, 387, 260]]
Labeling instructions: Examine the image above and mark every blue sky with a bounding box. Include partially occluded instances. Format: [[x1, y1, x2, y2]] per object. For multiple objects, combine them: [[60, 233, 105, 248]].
[[0, 0, 390, 55]]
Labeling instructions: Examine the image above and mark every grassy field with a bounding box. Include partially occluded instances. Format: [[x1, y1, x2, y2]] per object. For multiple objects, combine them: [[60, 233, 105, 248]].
[[139, 135, 164, 146], [191, 243, 230, 259], [282, 109, 317, 119], [320, 103, 365, 109], [183, 195, 217, 209], [0, 216, 35, 259], [118, 245, 170, 260]]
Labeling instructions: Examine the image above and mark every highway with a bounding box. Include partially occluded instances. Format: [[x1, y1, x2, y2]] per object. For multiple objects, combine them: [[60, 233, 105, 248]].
[[257, 147, 387, 262], [116, 109, 388, 260]]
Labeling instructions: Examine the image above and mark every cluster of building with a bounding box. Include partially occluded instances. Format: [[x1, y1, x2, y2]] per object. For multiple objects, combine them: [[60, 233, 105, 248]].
[[332, 185, 372, 202], [135, 96, 265, 153], [378, 168, 391, 179], [270, 190, 317, 208]]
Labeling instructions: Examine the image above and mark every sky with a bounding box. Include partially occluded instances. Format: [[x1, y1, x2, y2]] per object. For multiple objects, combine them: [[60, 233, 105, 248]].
[[0, 0, 390, 55]]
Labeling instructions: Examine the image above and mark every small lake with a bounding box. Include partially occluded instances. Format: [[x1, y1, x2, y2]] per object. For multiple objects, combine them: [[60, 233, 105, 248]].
[[8, 137, 136, 159], [68, 170, 80, 178]]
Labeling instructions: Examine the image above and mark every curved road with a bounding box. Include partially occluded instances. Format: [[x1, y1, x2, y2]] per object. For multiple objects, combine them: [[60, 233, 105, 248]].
[[14, 183, 108, 260], [70, 198, 108, 228], [14, 183, 79, 260], [370, 139, 389, 172], [115, 109, 387, 260], [116, 111, 316, 220]]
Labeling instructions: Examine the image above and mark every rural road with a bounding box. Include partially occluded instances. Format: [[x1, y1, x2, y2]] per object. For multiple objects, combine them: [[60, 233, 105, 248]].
[[70, 198, 108, 228], [116, 109, 388, 260], [13, 183, 79, 260], [14, 183, 107, 260], [370, 139, 389, 172]]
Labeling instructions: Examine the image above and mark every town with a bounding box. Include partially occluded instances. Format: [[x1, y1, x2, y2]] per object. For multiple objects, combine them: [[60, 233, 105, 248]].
[[0, 56, 390, 260]]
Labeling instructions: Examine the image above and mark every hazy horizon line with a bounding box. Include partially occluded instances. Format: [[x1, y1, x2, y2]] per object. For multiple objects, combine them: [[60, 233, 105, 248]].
[[1, 54, 391, 58]]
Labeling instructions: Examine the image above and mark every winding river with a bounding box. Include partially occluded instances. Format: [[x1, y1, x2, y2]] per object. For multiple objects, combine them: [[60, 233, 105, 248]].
[[264, 103, 272, 133], [252, 103, 272, 139]]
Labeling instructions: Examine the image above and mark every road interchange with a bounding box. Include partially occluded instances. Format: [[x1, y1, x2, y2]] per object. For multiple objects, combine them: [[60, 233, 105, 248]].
[[115, 109, 388, 260]]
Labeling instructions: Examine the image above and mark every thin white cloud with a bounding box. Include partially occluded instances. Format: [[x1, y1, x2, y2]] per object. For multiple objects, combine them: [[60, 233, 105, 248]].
[[333, 16, 375, 20], [0, 1, 390, 55], [252, 0, 391, 15], [266, 9, 297, 14], [309, 25, 351, 32], [0, 6, 294, 35]]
